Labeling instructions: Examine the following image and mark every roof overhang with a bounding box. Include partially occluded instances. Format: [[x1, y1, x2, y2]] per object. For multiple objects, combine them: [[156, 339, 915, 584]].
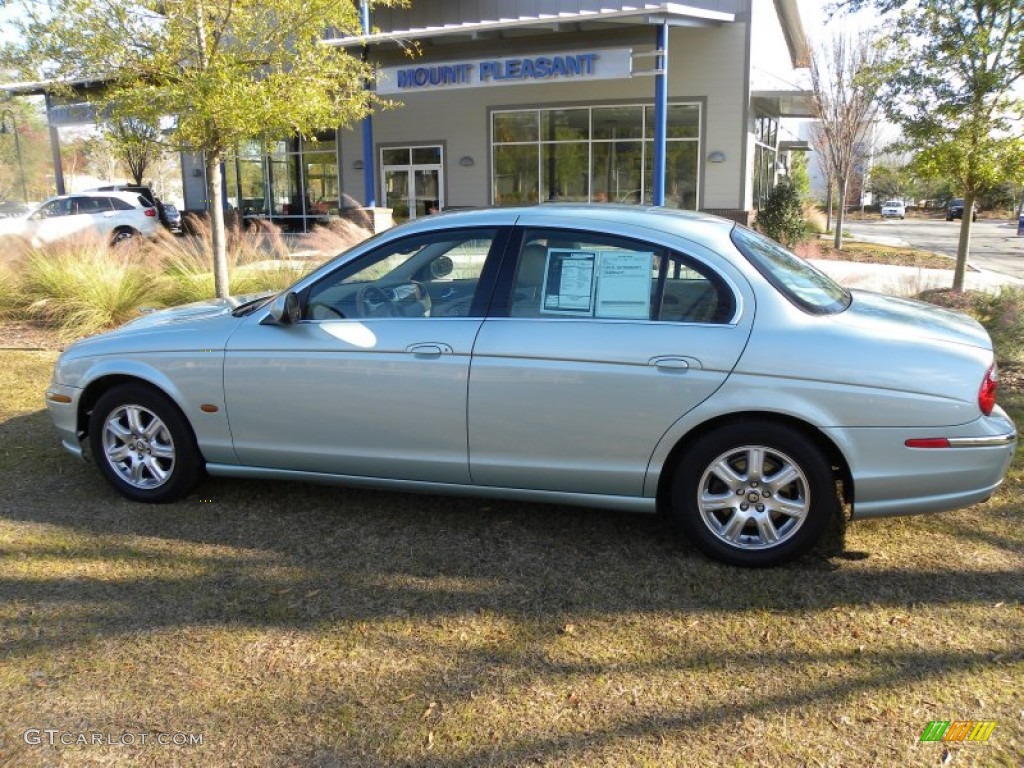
[[752, 90, 815, 119], [323, 3, 736, 48], [773, 0, 810, 68]]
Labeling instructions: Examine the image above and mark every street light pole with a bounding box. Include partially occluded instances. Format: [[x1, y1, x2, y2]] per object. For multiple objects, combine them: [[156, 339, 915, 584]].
[[0, 108, 29, 203]]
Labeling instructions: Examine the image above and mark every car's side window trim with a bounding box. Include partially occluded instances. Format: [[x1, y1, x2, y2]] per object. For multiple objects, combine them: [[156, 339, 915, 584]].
[[295, 225, 514, 322], [489, 226, 737, 325]]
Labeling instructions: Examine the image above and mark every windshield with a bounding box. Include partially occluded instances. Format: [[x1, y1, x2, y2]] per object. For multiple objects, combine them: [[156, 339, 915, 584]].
[[730, 226, 852, 315]]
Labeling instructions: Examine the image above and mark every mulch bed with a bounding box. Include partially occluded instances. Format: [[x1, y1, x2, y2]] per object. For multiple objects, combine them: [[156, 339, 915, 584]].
[[1, 319, 64, 351]]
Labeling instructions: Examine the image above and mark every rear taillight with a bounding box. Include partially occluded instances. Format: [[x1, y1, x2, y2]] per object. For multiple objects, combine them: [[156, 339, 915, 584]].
[[144, 208, 157, 217], [978, 364, 998, 416]]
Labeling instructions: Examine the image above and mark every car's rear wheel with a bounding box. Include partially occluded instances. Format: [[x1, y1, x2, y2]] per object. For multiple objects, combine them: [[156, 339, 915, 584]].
[[671, 421, 839, 567], [89, 384, 203, 502], [110, 227, 138, 246]]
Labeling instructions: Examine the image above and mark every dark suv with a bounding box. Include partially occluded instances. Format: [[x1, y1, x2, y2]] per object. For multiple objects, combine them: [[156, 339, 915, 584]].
[[945, 198, 977, 222]]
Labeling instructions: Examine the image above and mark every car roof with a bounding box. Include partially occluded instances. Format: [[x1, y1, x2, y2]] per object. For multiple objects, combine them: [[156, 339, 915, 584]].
[[43, 190, 152, 205]]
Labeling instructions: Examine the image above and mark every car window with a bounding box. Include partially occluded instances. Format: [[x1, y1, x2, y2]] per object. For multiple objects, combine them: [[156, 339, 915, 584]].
[[731, 225, 851, 315], [72, 197, 107, 214], [31, 199, 71, 219], [507, 229, 735, 323], [303, 227, 498, 320], [108, 197, 136, 211]]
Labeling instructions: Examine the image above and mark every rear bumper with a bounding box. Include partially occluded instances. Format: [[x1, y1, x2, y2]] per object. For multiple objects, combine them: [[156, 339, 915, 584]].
[[825, 412, 1017, 520]]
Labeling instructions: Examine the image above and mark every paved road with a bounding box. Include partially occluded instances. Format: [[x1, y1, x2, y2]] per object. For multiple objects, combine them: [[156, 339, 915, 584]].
[[845, 215, 1024, 279]]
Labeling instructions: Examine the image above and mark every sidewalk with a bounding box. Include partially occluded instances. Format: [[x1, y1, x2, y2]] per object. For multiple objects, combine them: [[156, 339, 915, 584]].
[[810, 259, 1023, 296]]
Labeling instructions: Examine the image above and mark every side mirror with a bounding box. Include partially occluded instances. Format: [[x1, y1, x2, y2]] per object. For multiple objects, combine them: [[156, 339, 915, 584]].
[[268, 292, 301, 325]]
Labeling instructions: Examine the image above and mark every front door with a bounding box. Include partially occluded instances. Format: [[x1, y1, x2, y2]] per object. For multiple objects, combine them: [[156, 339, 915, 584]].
[[382, 145, 444, 223], [224, 225, 501, 483]]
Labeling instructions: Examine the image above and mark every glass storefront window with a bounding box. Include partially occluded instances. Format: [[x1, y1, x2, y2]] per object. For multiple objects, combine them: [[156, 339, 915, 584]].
[[643, 104, 700, 139], [541, 142, 589, 202], [540, 108, 589, 142], [305, 152, 339, 215], [592, 141, 642, 203], [494, 145, 538, 205], [493, 104, 701, 209], [237, 158, 267, 216], [592, 106, 643, 140], [494, 111, 538, 143], [382, 148, 410, 165], [412, 146, 441, 164], [269, 155, 301, 216]]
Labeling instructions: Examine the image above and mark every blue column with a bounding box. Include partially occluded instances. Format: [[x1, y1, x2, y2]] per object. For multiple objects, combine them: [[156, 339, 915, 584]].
[[652, 22, 669, 207], [361, 1, 376, 207]]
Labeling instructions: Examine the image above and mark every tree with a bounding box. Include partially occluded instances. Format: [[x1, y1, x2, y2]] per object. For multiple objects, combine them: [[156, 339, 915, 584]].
[[842, 0, 1024, 291], [2, 0, 389, 297], [755, 178, 806, 247], [0, 98, 52, 202], [809, 33, 881, 249], [106, 118, 164, 186]]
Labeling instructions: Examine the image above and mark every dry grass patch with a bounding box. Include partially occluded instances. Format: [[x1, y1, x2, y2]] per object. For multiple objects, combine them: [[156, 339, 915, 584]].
[[0, 348, 1021, 767]]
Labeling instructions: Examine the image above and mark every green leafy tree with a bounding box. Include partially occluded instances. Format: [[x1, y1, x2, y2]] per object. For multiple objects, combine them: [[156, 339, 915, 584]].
[[105, 118, 165, 187], [755, 178, 806, 247], [2, 0, 392, 297], [842, 0, 1024, 291]]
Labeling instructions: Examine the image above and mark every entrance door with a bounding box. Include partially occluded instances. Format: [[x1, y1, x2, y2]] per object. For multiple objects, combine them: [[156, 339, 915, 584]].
[[381, 145, 444, 223]]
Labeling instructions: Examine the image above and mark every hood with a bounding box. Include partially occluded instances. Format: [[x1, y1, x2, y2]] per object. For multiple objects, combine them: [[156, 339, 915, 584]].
[[117, 293, 272, 331], [62, 293, 274, 357], [841, 290, 991, 351]]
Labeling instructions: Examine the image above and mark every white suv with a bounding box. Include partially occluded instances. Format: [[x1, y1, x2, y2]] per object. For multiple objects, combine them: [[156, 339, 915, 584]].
[[0, 190, 160, 247]]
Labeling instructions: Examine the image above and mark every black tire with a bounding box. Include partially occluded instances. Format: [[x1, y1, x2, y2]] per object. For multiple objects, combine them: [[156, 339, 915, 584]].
[[110, 227, 137, 246], [671, 421, 839, 567], [88, 383, 203, 502]]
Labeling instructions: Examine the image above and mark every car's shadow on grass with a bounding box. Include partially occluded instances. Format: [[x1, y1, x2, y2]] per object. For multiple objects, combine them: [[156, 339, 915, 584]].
[[1, 408, 1020, 656]]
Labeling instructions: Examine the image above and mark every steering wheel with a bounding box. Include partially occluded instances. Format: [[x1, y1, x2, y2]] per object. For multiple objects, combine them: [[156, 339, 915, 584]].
[[307, 302, 345, 320], [356, 285, 397, 318]]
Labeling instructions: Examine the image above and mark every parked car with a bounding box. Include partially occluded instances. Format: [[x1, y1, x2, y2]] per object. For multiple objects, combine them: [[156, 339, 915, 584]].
[[162, 203, 183, 234], [880, 200, 906, 219], [45, 206, 1017, 567], [0, 190, 160, 247], [87, 184, 177, 233], [946, 198, 977, 221]]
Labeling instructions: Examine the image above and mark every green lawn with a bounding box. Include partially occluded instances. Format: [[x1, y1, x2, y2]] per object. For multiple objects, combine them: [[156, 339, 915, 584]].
[[0, 348, 1021, 767]]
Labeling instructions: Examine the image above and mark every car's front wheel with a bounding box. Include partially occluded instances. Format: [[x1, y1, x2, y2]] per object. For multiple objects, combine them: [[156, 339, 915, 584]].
[[89, 384, 203, 502], [671, 421, 839, 567]]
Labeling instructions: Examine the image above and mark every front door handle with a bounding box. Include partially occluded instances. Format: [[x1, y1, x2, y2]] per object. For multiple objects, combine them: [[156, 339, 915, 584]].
[[649, 356, 697, 371], [407, 343, 452, 358]]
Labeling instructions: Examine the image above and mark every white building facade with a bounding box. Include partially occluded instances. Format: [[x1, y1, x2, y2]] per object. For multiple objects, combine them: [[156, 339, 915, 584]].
[[181, 0, 812, 229]]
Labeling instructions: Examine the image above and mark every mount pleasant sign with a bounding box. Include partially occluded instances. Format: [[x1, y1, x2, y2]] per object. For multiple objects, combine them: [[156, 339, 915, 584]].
[[376, 49, 633, 95]]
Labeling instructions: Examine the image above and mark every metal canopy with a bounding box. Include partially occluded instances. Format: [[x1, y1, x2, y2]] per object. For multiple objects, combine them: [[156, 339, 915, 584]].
[[322, 4, 735, 48]]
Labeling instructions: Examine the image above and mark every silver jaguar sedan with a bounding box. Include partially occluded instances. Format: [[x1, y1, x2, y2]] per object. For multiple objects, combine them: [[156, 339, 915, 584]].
[[45, 206, 1017, 566]]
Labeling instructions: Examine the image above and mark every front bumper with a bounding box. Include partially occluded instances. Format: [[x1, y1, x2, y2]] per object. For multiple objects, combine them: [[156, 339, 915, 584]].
[[45, 384, 85, 461]]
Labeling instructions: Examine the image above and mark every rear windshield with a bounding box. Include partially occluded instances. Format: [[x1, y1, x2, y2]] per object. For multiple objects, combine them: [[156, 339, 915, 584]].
[[730, 226, 851, 315]]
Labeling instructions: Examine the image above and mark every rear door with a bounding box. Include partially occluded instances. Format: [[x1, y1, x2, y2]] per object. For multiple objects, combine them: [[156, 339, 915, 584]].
[[468, 225, 754, 497]]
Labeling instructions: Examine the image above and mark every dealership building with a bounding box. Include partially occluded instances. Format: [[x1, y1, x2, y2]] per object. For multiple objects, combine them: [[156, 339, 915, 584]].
[[172, 0, 813, 229]]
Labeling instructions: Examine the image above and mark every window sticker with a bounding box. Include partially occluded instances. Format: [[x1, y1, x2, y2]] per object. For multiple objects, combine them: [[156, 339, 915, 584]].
[[541, 250, 596, 315], [538, 248, 653, 318], [595, 251, 652, 318]]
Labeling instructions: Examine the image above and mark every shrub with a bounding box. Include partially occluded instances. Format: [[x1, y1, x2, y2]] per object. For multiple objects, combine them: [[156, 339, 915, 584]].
[[150, 217, 302, 306], [755, 178, 807, 247], [972, 287, 1024, 366], [21, 236, 165, 338]]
